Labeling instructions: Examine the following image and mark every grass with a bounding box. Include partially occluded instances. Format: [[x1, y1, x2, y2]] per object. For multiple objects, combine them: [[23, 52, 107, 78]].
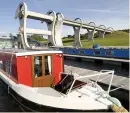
[[41, 31, 129, 48], [63, 31, 129, 48]]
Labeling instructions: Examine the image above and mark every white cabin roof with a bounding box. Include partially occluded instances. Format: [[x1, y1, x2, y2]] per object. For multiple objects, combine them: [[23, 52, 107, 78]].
[[16, 50, 62, 56], [0, 48, 62, 56]]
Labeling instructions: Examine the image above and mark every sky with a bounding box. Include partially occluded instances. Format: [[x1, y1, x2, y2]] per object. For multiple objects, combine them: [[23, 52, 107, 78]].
[[0, 0, 129, 36]]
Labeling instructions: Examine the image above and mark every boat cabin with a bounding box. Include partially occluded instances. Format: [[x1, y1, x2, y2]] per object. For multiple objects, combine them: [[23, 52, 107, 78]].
[[0, 49, 64, 87]]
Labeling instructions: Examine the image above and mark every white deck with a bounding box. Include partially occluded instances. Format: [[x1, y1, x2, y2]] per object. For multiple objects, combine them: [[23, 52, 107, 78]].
[[37, 87, 63, 97]]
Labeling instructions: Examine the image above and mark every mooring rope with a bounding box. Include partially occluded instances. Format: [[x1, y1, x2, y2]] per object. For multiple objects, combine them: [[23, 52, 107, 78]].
[[19, 105, 25, 112], [111, 104, 128, 113]]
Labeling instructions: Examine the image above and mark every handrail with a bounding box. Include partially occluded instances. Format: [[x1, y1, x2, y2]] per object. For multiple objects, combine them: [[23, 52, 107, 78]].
[[70, 82, 87, 91], [109, 84, 127, 92], [67, 70, 114, 95]]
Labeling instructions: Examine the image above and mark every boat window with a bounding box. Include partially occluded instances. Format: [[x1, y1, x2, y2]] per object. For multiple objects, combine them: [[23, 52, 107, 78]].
[[34, 56, 42, 77], [45, 56, 51, 76], [0, 61, 3, 69], [5, 61, 11, 76], [94, 51, 100, 55]]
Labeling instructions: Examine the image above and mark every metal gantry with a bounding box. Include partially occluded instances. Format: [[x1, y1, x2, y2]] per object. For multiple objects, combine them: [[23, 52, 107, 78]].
[[15, 2, 113, 49]]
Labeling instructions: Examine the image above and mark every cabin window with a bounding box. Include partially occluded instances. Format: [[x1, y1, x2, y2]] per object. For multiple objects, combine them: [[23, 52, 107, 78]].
[[44, 56, 51, 76], [34, 56, 42, 78], [5, 61, 11, 75], [0, 61, 3, 69]]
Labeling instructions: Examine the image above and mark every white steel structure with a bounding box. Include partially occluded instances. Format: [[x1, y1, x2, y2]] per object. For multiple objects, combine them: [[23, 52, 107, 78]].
[[15, 2, 113, 49]]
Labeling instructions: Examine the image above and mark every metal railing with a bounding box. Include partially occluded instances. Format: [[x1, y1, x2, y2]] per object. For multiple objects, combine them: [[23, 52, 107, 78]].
[[67, 70, 114, 95]]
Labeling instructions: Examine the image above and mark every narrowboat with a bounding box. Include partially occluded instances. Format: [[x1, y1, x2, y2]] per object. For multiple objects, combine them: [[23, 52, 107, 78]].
[[0, 48, 122, 112]]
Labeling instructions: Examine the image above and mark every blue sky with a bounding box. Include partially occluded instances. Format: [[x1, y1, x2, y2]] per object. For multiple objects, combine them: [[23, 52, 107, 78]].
[[0, 0, 129, 36]]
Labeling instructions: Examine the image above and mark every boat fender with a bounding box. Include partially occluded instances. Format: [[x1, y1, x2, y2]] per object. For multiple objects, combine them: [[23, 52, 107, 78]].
[[108, 97, 122, 107]]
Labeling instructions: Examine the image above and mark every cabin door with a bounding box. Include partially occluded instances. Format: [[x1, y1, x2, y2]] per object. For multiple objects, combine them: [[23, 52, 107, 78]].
[[32, 55, 53, 87]]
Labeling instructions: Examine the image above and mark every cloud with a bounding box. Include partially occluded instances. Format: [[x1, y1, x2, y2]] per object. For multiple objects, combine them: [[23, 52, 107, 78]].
[[0, 31, 17, 36], [0, 32, 6, 34], [62, 27, 74, 37], [72, 8, 127, 14], [83, 17, 129, 30], [62, 27, 89, 37]]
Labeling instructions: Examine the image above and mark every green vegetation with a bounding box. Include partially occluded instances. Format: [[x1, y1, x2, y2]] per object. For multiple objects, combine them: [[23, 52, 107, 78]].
[[118, 29, 129, 33], [63, 31, 129, 48], [31, 34, 45, 41], [31, 30, 129, 48]]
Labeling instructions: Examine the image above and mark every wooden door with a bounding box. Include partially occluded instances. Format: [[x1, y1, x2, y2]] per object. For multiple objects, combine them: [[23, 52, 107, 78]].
[[32, 55, 54, 87]]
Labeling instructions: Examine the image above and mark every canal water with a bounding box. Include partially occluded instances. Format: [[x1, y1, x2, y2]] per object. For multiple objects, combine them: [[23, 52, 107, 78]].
[[0, 80, 22, 112]]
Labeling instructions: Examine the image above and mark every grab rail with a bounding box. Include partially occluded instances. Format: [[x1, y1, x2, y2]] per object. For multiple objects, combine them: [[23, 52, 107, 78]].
[[67, 70, 114, 95]]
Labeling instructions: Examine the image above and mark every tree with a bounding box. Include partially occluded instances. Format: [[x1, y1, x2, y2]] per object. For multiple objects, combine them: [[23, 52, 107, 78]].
[[119, 29, 129, 33], [31, 34, 45, 41]]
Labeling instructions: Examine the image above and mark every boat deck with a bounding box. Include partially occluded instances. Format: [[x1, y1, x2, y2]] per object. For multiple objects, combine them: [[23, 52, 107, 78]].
[[36, 87, 63, 97]]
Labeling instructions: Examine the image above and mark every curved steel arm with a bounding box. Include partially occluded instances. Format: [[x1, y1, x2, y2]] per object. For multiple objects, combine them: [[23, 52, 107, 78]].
[[73, 18, 83, 48], [54, 12, 64, 46], [56, 12, 64, 21], [15, 2, 29, 49], [74, 18, 83, 28], [41, 10, 56, 23], [106, 27, 114, 32], [88, 22, 96, 27], [47, 10, 56, 15], [15, 2, 27, 19], [99, 25, 106, 29], [98, 25, 107, 36], [45, 10, 57, 46], [46, 10, 56, 21]]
